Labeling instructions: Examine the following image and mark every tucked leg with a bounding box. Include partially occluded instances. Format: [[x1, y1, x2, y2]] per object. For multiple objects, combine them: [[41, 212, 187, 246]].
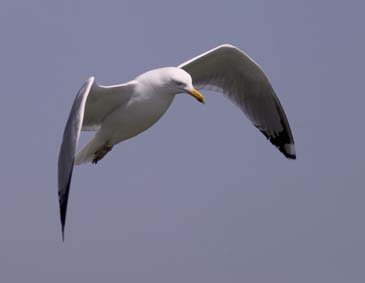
[[92, 145, 113, 164]]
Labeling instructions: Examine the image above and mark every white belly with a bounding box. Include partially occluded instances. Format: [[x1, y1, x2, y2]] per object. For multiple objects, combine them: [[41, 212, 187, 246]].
[[98, 93, 175, 145]]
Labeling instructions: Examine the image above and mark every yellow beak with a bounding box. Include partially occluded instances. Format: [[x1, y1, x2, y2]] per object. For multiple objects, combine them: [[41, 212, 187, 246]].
[[188, 88, 205, 104]]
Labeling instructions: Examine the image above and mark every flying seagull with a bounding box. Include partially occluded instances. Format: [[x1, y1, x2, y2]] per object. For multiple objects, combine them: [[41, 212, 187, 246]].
[[58, 44, 296, 240]]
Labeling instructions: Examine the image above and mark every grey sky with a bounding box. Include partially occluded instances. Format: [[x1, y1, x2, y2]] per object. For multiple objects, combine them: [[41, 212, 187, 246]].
[[1, 0, 364, 282]]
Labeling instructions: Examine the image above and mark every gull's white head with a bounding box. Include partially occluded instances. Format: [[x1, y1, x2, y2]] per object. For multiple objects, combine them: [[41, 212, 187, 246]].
[[137, 67, 205, 103]]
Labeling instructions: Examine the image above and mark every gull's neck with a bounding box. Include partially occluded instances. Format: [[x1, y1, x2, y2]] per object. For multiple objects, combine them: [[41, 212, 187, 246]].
[[134, 80, 176, 103]]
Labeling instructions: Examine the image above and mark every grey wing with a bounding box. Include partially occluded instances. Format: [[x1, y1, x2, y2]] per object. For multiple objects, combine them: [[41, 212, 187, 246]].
[[57, 77, 135, 240], [81, 81, 136, 131], [178, 44, 296, 159], [58, 77, 94, 240]]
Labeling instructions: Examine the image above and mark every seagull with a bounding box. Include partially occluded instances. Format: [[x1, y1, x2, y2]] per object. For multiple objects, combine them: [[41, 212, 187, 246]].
[[58, 44, 296, 239]]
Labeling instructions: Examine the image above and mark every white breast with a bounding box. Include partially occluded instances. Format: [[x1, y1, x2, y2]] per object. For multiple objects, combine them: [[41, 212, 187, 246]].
[[99, 85, 175, 145]]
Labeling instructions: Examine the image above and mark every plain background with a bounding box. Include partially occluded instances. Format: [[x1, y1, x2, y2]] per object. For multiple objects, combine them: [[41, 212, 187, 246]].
[[1, 0, 364, 282]]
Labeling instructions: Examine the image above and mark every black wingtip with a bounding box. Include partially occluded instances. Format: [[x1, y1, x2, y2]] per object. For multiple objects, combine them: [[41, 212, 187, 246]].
[[279, 142, 296, 160], [62, 226, 65, 242], [259, 129, 296, 160], [59, 190, 69, 242], [59, 195, 68, 242], [58, 167, 72, 242], [282, 149, 296, 160]]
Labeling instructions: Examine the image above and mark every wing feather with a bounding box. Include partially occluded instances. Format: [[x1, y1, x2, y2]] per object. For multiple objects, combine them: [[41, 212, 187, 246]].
[[82, 82, 135, 130], [57, 77, 135, 240], [179, 44, 296, 159], [57, 77, 94, 240]]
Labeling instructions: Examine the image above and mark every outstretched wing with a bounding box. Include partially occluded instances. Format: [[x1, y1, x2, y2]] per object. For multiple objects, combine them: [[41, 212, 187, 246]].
[[178, 44, 296, 159], [58, 77, 94, 240], [57, 77, 135, 240]]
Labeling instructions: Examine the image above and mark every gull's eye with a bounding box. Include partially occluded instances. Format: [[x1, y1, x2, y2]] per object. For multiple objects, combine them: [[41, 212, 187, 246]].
[[174, 80, 184, 86]]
